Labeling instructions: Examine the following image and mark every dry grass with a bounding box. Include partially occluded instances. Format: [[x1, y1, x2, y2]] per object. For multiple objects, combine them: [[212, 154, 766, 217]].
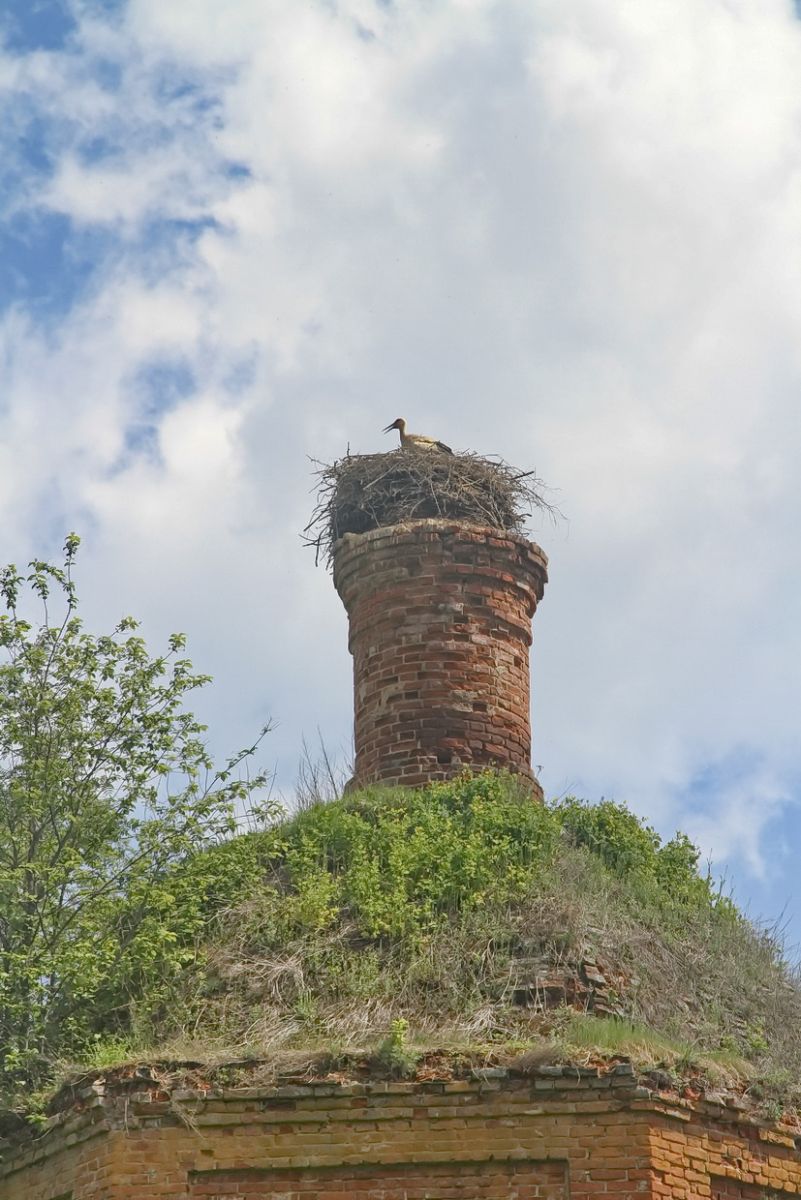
[[303, 450, 562, 566], [158, 842, 801, 1106]]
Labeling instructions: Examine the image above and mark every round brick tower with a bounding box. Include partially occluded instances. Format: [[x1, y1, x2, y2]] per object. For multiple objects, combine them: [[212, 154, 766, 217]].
[[333, 518, 548, 793]]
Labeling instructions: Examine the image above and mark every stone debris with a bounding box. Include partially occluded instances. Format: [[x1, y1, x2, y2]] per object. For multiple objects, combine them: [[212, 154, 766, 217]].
[[511, 954, 631, 1018]]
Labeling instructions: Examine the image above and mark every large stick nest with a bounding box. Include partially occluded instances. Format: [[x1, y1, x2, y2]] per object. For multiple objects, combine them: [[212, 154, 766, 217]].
[[304, 450, 561, 567]]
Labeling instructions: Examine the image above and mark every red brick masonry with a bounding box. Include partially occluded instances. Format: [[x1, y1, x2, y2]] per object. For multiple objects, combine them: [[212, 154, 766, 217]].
[[4, 1066, 801, 1199], [333, 520, 548, 790]]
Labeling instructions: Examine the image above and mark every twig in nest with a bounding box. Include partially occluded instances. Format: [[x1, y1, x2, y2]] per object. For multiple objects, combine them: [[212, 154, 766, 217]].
[[302, 450, 563, 568]]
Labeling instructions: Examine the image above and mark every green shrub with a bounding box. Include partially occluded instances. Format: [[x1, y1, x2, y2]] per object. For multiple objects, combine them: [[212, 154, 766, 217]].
[[553, 797, 719, 913], [174, 777, 730, 954], [190, 774, 562, 942]]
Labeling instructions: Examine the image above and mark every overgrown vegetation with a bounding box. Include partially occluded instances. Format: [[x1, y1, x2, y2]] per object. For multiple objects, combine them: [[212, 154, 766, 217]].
[[2, 545, 801, 1125], [34, 772, 795, 1116], [303, 450, 561, 566]]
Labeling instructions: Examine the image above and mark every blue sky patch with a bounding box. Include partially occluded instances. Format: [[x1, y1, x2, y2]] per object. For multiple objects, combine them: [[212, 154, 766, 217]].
[[222, 354, 259, 396], [121, 421, 161, 463], [78, 136, 123, 167], [2, 111, 58, 214], [135, 359, 196, 414], [0, 211, 111, 316], [2, 0, 77, 53], [13, 114, 55, 177], [721, 804, 801, 951], [92, 57, 124, 92], [110, 359, 197, 474], [679, 749, 801, 940], [683, 747, 765, 803], [129, 217, 220, 286], [224, 163, 252, 181]]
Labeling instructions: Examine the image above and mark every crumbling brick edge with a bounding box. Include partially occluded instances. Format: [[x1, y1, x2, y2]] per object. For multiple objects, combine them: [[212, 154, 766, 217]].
[[3, 1063, 801, 1198]]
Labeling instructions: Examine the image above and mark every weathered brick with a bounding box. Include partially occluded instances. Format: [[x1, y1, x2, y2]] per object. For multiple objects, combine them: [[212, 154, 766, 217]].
[[333, 520, 548, 790], [4, 1071, 801, 1198]]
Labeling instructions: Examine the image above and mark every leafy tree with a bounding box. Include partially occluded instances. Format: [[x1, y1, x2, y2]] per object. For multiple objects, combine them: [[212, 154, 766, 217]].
[[0, 535, 271, 1094]]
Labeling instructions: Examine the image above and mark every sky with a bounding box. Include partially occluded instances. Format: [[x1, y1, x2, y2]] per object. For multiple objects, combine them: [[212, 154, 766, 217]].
[[2, 0, 801, 942]]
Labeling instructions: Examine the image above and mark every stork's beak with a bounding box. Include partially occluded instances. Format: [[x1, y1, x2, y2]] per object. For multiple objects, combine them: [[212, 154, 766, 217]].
[[382, 422, 395, 434]]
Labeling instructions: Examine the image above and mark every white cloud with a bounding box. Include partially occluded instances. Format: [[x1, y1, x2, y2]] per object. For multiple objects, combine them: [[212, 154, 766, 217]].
[[2, 0, 801, 894], [683, 766, 792, 880]]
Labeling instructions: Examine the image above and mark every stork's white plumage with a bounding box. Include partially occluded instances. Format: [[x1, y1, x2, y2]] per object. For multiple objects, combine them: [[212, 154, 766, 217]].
[[383, 417, 453, 454]]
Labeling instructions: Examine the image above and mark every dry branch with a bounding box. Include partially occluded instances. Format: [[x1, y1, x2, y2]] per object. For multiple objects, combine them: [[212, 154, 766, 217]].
[[303, 450, 562, 567]]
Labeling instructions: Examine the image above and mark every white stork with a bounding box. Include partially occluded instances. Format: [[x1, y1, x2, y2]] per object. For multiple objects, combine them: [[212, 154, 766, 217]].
[[383, 417, 453, 454]]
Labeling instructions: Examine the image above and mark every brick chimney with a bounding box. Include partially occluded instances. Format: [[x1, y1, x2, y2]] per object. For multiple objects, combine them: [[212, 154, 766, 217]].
[[333, 518, 548, 794]]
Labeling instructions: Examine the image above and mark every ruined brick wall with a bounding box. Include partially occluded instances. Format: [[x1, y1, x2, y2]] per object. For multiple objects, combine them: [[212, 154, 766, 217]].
[[0, 1068, 648, 1200], [5, 1068, 801, 1200], [0, 1096, 119, 1200], [648, 1098, 801, 1197], [333, 519, 548, 790]]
